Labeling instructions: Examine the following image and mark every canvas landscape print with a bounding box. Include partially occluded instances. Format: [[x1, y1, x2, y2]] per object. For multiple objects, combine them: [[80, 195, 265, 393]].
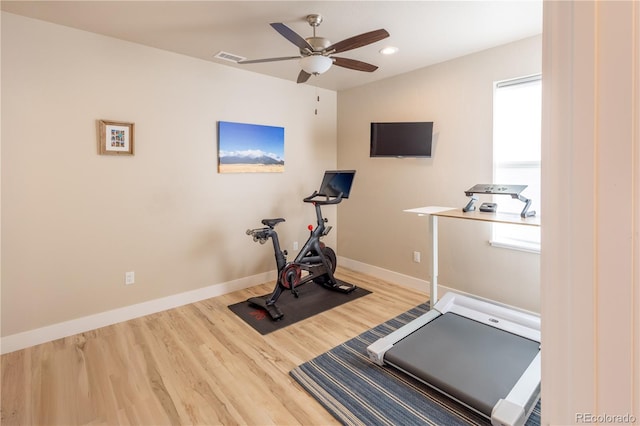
[[218, 121, 285, 173]]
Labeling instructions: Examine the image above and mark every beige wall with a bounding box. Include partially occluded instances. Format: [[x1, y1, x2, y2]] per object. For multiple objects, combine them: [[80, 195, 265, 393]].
[[337, 36, 542, 312], [1, 13, 337, 337]]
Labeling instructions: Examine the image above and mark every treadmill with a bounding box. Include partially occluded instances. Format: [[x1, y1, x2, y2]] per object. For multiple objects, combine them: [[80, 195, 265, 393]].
[[367, 292, 540, 426]]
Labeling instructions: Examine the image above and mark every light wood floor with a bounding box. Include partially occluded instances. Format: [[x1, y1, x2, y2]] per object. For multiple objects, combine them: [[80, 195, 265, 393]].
[[1, 268, 428, 425]]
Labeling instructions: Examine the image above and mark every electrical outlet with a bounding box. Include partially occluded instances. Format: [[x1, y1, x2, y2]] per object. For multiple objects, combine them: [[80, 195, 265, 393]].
[[293, 241, 299, 251], [125, 271, 135, 285], [413, 251, 421, 263]]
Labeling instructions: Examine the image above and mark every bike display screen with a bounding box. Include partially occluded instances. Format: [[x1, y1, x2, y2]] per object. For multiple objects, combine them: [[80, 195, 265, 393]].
[[317, 170, 356, 199]]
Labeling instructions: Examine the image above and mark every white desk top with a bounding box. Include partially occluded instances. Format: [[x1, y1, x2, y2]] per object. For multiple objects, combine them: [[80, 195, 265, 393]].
[[404, 206, 540, 227], [404, 206, 457, 215]]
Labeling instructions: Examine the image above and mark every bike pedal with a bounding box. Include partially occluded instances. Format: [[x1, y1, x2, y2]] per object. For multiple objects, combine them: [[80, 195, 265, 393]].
[[336, 283, 357, 293]]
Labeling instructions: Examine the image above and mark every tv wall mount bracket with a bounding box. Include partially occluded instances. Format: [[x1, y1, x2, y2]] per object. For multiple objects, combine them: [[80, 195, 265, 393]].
[[462, 184, 536, 218]]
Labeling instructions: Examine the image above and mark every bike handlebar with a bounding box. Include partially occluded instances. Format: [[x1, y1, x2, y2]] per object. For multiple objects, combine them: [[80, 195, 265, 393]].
[[303, 191, 344, 205]]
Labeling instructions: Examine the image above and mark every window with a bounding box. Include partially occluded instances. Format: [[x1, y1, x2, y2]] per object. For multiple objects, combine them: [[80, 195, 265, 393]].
[[492, 75, 541, 252]]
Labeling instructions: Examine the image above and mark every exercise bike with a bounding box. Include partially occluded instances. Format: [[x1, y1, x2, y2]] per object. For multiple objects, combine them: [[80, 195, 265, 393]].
[[245, 170, 357, 320]]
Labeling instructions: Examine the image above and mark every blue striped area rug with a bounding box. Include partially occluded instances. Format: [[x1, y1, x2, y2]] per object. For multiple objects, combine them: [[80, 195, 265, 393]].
[[290, 303, 541, 426]]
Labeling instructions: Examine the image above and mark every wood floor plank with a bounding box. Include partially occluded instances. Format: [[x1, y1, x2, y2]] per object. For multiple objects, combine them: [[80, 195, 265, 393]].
[[1, 268, 428, 425]]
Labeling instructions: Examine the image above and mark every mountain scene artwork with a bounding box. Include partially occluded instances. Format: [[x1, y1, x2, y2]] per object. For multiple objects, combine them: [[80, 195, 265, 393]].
[[217, 121, 285, 173]]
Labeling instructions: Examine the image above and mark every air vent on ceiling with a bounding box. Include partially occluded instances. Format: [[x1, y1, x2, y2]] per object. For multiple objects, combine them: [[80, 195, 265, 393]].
[[214, 51, 246, 63]]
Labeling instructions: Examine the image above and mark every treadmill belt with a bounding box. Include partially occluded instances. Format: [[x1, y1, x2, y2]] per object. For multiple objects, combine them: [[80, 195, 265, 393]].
[[385, 312, 539, 418]]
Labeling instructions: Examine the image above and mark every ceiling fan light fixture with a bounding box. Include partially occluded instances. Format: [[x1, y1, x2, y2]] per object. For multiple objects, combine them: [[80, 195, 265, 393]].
[[379, 46, 398, 55], [300, 55, 333, 75]]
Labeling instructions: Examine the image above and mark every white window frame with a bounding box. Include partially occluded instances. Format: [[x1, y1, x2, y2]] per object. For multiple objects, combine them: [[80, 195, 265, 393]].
[[491, 74, 541, 254]]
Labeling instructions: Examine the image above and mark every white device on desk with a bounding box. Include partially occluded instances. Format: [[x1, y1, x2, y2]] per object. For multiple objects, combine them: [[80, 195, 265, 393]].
[[367, 206, 541, 426]]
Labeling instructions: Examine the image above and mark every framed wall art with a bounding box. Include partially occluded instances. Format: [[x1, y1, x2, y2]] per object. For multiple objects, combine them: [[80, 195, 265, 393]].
[[99, 120, 135, 156], [217, 121, 284, 173]]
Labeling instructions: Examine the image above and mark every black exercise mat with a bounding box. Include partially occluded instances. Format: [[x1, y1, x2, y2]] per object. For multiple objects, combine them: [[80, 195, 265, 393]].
[[228, 280, 371, 335]]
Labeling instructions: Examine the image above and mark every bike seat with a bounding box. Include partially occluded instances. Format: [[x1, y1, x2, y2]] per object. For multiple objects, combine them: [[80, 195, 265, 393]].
[[261, 218, 285, 228]]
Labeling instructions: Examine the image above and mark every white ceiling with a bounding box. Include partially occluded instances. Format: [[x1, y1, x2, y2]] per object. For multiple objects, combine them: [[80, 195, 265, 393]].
[[1, 1, 543, 91]]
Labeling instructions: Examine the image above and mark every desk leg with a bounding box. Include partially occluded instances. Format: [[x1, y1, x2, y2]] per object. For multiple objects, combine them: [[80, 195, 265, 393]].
[[430, 214, 438, 305]]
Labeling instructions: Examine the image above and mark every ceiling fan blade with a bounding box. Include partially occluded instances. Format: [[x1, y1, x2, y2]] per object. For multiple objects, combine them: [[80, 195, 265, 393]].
[[238, 56, 301, 65], [325, 29, 390, 54], [297, 70, 312, 83], [270, 22, 314, 52], [332, 57, 379, 72]]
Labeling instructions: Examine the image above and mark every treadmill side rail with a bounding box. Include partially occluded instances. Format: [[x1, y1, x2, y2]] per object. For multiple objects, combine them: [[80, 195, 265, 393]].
[[366, 309, 442, 365], [492, 352, 541, 426], [491, 400, 526, 426]]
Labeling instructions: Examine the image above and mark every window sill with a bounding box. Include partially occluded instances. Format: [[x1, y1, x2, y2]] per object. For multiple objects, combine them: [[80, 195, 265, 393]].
[[489, 239, 541, 254]]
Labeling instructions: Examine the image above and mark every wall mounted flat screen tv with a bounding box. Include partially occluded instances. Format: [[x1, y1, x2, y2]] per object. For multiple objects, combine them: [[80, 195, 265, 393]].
[[370, 121, 434, 158]]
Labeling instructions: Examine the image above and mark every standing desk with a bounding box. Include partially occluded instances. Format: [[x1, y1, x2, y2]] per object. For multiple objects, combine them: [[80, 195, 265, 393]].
[[403, 206, 541, 304]]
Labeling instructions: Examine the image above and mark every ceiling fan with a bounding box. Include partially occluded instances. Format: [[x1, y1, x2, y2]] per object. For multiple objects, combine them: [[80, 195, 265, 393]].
[[238, 14, 390, 83]]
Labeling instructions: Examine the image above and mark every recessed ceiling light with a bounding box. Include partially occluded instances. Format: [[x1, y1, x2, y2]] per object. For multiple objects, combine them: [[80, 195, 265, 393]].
[[379, 46, 398, 55]]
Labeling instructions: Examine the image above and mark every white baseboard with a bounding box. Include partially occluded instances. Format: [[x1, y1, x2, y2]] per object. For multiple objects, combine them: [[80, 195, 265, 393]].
[[1, 259, 445, 354], [0, 270, 276, 355], [338, 256, 433, 295]]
